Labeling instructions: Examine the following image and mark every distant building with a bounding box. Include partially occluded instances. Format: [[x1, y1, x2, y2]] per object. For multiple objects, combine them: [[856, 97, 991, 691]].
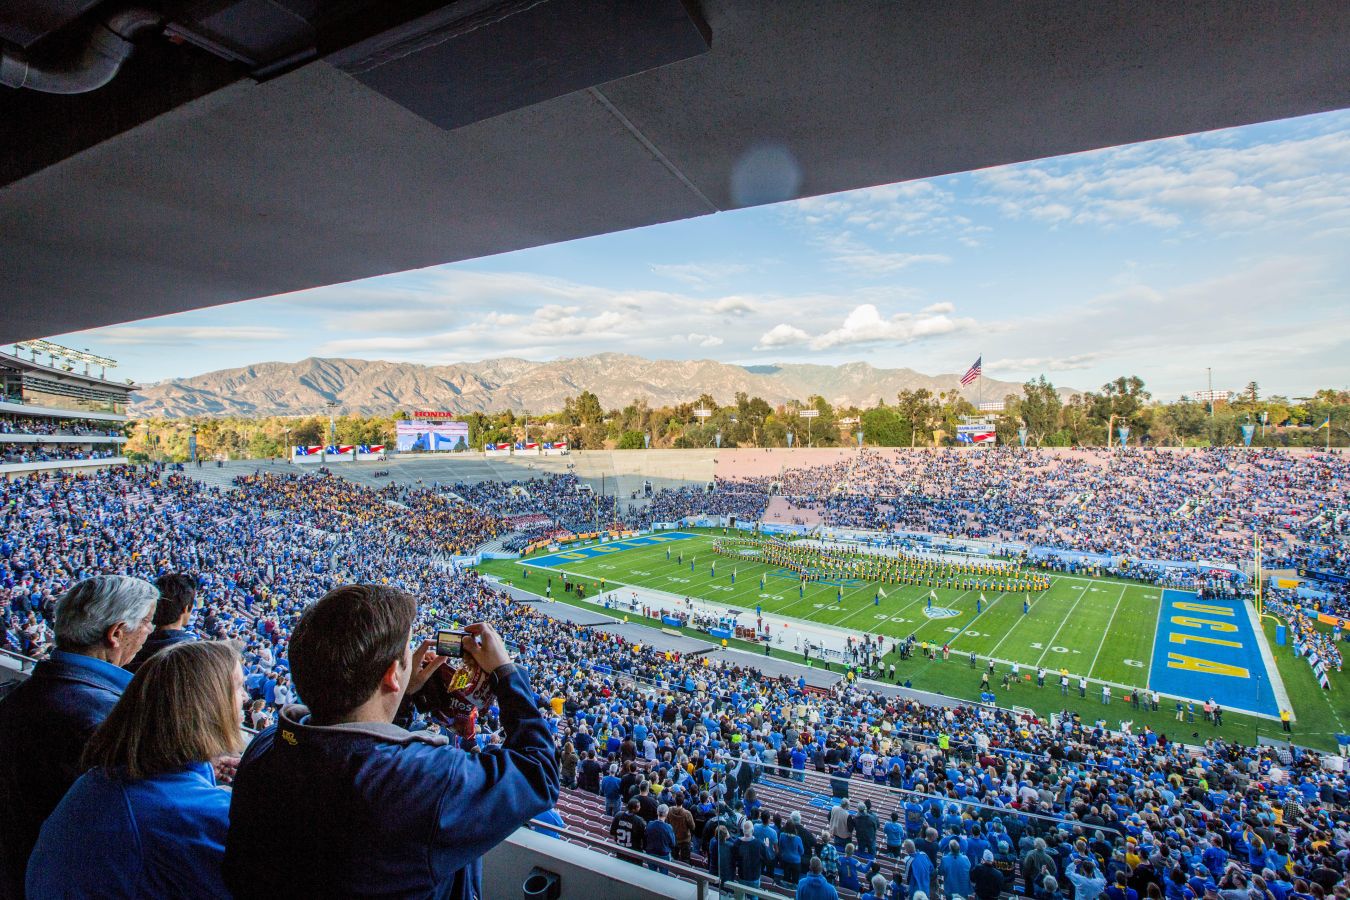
[[0, 343, 136, 477], [1191, 389, 1235, 404]]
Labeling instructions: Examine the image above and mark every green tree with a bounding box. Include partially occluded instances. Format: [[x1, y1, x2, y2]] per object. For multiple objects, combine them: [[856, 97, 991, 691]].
[[574, 391, 603, 426], [1019, 376, 1062, 446], [1163, 397, 1208, 445], [895, 389, 938, 446], [616, 430, 645, 449], [860, 405, 911, 446]]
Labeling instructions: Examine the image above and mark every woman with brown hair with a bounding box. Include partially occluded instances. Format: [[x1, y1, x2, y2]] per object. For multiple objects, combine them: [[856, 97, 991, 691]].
[[26, 640, 246, 899]]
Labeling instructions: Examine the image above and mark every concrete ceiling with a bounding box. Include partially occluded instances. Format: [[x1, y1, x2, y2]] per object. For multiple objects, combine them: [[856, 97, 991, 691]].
[[2, 0, 1349, 344]]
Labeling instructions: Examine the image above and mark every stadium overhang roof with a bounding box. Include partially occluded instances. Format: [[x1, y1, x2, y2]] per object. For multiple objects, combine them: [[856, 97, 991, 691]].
[[1, 1, 1348, 344]]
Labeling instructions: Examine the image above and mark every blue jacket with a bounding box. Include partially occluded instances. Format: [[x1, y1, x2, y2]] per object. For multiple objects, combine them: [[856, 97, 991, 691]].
[[942, 850, 973, 898], [645, 820, 676, 857], [0, 650, 131, 900], [27, 762, 230, 898], [223, 664, 558, 900], [908, 850, 934, 897], [797, 873, 841, 900]]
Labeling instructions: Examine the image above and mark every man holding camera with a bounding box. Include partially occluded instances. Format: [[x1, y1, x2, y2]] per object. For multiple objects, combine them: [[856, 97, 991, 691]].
[[223, 584, 559, 899]]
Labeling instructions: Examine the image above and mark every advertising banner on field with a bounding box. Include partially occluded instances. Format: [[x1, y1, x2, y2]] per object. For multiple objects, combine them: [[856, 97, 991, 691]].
[[396, 421, 469, 452]]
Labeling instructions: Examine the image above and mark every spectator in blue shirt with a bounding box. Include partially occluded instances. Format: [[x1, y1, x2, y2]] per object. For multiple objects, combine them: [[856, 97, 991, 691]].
[[1201, 837, 1229, 881], [942, 839, 973, 899], [1067, 857, 1107, 900], [791, 744, 808, 782], [0, 575, 158, 899], [645, 805, 677, 874], [600, 764, 624, 817], [797, 857, 840, 900], [779, 820, 806, 885], [839, 843, 863, 892], [908, 838, 935, 898], [884, 811, 905, 856], [223, 584, 559, 900], [27, 640, 246, 898]]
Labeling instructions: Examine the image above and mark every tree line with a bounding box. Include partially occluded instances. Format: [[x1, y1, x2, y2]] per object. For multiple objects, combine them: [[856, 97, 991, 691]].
[[123, 380, 1350, 462]]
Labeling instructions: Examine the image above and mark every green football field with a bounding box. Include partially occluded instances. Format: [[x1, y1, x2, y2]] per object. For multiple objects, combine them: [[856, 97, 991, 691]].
[[475, 530, 1350, 750]]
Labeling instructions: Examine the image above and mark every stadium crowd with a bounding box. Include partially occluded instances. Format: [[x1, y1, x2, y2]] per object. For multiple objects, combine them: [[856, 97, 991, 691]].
[[758, 448, 1347, 572], [0, 415, 123, 437], [645, 482, 772, 525], [0, 444, 121, 465], [0, 456, 1346, 899], [450, 472, 620, 532]]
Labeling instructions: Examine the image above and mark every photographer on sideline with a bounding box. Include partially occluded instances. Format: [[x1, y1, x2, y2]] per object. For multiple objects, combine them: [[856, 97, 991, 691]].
[[223, 584, 559, 899]]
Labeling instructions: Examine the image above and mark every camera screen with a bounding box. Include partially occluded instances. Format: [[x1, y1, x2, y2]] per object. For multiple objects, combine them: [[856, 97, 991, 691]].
[[435, 629, 463, 658]]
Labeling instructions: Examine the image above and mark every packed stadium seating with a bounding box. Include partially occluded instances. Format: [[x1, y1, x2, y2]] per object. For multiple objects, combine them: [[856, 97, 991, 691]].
[[1, 451, 1348, 899]]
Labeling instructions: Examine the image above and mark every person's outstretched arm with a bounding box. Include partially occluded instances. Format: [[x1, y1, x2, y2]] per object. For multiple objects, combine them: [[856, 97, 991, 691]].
[[431, 623, 560, 866]]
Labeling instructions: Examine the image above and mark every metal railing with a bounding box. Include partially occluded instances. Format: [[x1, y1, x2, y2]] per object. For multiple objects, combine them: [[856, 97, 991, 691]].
[[748, 759, 1077, 839], [526, 817, 790, 900], [0, 646, 39, 673]]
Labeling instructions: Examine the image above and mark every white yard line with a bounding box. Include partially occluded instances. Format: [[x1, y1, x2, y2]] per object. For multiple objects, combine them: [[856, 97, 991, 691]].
[[986, 587, 1061, 660], [1034, 585, 1089, 668], [833, 582, 903, 628], [1086, 584, 1129, 680]]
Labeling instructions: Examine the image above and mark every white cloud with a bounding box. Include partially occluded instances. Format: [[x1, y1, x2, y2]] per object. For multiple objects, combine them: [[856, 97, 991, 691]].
[[96, 326, 289, 345], [685, 333, 724, 348], [754, 324, 811, 350], [705, 296, 759, 316], [974, 121, 1350, 234], [808, 304, 975, 350]]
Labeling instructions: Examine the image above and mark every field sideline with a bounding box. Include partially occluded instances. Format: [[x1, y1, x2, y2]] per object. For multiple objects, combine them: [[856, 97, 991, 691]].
[[475, 530, 1348, 751]]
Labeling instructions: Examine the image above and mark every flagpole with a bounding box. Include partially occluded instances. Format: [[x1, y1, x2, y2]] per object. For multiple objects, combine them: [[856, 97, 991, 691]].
[[978, 350, 984, 412]]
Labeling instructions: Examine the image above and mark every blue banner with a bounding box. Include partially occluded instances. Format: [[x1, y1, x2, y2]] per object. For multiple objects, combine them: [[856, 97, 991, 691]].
[[1017, 427, 1027, 447], [1240, 424, 1255, 446], [1118, 426, 1130, 448], [856, 431, 863, 449], [786, 430, 794, 449], [643, 432, 650, 449]]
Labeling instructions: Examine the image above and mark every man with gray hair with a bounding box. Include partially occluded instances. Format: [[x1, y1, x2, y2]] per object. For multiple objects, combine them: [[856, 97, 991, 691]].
[[0, 575, 157, 899]]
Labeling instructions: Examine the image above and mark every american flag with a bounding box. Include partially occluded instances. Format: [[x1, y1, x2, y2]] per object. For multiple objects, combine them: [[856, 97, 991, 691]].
[[960, 356, 982, 386]]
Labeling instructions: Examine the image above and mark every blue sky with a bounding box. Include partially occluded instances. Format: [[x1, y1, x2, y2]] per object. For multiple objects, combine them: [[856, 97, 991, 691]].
[[59, 108, 1350, 400]]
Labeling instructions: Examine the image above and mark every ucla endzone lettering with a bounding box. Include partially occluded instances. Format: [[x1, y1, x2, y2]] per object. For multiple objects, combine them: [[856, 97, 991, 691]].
[[526, 532, 700, 567], [1149, 589, 1278, 717]]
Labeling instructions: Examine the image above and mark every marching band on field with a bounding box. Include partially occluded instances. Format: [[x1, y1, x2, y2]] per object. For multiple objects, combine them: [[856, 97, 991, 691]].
[[709, 537, 1050, 593]]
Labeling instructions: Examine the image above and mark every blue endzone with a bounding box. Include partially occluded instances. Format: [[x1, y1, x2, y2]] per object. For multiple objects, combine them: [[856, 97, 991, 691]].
[[526, 531, 700, 568], [1148, 589, 1277, 717]]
